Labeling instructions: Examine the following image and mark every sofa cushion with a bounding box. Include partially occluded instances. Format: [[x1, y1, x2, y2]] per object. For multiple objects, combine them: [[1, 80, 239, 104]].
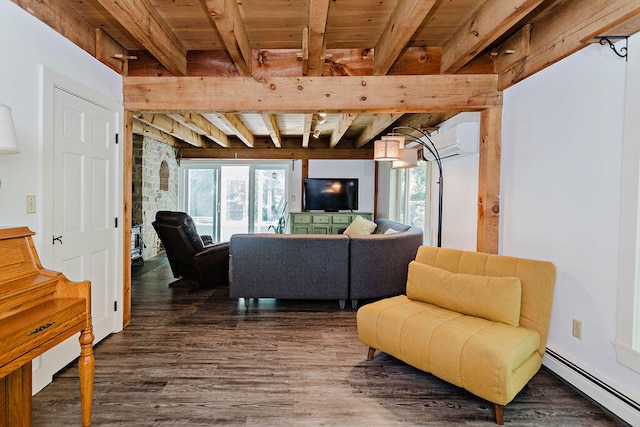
[[344, 215, 377, 236], [406, 262, 522, 327]]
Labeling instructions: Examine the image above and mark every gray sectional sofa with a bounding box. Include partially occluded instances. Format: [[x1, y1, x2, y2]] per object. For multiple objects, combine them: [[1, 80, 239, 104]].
[[229, 218, 423, 309]]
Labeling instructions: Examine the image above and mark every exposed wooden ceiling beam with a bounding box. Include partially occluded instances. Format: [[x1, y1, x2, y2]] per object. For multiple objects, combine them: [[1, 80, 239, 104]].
[[302, 114, 313, 148], [355, 113, 404, 148], [124, 75, 502, 113], [305, 0, 330, 77], [491, 24, 532, 74], [260, 114, 282, 148], [179, 147, 373, 160], [93, 0, 187, 76], [136, 114, 208, 147], [204, 0, 252, 76], [330, 114, 357, 148], [441, 0, 543, 74], [215, 113, 254, 147], [373, 0, 438, 75], [169, 114, 230, 147], [132, 119, 184, 148], [499, 0, 640, 90]]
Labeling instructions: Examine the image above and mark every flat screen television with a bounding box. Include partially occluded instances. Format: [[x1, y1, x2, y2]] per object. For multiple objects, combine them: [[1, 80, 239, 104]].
[[303, 178, 358, 212]]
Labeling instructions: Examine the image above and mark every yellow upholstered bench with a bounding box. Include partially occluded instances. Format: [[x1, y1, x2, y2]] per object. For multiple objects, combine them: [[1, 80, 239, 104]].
[[357, 246, 556, 425]]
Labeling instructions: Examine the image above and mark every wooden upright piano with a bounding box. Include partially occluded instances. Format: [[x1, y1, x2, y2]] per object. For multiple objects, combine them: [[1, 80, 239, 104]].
[[0, 227, 94, 426]]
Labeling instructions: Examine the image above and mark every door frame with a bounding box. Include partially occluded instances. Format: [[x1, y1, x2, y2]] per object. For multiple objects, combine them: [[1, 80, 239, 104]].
[[41, 65, 124, 333]]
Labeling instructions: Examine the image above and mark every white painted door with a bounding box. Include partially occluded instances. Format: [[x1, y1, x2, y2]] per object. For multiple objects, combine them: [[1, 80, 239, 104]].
[[52, 87, 117, 344]]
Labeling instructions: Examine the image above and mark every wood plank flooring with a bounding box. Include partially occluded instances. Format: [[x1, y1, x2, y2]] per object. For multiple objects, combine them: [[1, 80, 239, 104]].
[[32, 257, 628, 426]]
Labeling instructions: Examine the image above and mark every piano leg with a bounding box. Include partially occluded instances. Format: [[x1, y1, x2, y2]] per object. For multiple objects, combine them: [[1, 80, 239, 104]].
[[79, 323, 95, 427]]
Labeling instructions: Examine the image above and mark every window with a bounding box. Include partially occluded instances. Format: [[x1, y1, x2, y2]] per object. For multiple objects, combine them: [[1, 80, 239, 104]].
[[390, 160, 429, 241], [180, 161, 289, 242]]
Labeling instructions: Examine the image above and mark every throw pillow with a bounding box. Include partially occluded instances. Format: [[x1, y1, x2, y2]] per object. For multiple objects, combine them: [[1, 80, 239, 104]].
[[343, 215, 377, 236], [406, 261, 522, 327], [384, 228, 399, 234]]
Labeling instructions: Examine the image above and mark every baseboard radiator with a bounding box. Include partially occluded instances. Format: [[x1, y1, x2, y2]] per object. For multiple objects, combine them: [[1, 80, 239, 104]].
[[545, 348, 640, 417]]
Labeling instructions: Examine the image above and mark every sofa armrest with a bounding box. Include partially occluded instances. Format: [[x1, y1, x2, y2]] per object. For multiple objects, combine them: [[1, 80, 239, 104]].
[[349, 228, 423, 301]]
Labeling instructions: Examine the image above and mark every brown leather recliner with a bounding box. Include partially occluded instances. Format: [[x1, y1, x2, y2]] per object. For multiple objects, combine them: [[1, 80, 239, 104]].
[[152, 211, 229, 289]]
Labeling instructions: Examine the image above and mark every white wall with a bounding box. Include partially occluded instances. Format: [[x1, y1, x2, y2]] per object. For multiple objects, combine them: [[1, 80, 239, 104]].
[[0, 1, 122, 251], [501, 34, 640, 424], [0, 1, 123, 393], [307, 159, 375, 213], [433, 154, 479, 250]]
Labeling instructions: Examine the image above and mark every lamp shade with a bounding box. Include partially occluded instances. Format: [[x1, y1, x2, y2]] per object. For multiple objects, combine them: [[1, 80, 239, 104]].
[[0, 104, 19, 154], [392, 148, 419, 169], [374, 137, 400, 161]]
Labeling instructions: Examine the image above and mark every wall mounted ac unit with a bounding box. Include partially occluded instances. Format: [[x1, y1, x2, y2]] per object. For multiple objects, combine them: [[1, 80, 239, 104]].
[[421, 112, 480, 161]]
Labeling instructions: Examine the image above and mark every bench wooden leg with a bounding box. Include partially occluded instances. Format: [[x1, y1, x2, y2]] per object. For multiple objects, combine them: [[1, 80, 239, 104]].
[[367, 347, 376, 361], [494, 403, 504, 425]]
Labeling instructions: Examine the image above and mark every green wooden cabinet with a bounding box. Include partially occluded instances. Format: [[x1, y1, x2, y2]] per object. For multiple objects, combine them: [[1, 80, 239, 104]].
[[289, 212, 373, 234]]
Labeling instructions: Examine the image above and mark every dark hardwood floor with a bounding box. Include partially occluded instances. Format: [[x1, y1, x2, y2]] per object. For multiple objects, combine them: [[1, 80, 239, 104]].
[[32, 255, 627, 426]]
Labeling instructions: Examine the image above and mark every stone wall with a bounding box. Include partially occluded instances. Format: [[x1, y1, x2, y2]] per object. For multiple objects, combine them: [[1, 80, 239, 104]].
[[131, 134, 179, 260]]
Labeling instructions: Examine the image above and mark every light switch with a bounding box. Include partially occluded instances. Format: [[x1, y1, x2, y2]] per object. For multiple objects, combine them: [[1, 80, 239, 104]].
[[26, 195, 36, 214]]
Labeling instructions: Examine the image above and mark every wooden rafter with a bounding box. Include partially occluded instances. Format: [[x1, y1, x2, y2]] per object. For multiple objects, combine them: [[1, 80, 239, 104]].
[[215, 113, 254, 147], [441, 0, 543, 74], [135, 114, 208, 147], [373, 0, 438, 75], [132, 118, 184, 148], [355, 113, 404, 148], [302, 114, 313, 148], [305, 0, 330, 77], [169, 114, 230, 148], [124, 75, 502, 113], [499, 0, 640, 89], [260, 114, 282, 148], [330, 114, 357, 148], [204, 0, 252, 76], [93, 0, 187, 76]]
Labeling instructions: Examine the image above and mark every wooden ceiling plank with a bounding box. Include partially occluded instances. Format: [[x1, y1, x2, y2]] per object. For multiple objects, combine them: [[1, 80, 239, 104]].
[[306, 0, 330, 77], [205, 0, 252, 76], [124, 75, 502, 113], [216, 113, 254, 147], [93, 0, 187, 76], [302, 114, 313, 148], [260, 113, 282, 148], [132, 118, 185, 147], [441, 0, 543, 74], [355, 113, 404, 148], [172, 113, 230, 148], [500, 0, 640, 90], [373, 0, 438, 76], [330, 113, 358, 148], [179, 148, 373, 160], [136, 114, 206, 147]]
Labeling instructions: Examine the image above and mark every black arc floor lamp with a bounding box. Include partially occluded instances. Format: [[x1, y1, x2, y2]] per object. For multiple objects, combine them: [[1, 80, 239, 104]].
[[374, 126, 443, 247]]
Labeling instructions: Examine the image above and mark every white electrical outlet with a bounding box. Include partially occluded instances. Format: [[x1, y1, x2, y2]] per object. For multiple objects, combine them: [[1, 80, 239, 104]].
[[572, 319, 583, 339], [26, 195, 36, 214]]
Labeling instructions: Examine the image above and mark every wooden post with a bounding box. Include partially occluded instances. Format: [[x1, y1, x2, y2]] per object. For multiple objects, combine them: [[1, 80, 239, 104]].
[[477, 107, 502, 254], [123, 110, 134, 327]]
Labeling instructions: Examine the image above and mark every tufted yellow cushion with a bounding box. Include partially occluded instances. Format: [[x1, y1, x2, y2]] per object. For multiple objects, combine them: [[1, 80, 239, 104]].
[[406, 261, 522, 327], [343, 215, 377, 236]]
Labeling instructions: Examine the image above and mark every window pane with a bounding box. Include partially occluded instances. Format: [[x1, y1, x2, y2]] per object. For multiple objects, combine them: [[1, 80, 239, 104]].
[[254, 168, 287, 233], [220, 166, 249, 241], [397, 169, 407, 223], [187, 169, 217, 238], [407, 161, 427, 228]]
